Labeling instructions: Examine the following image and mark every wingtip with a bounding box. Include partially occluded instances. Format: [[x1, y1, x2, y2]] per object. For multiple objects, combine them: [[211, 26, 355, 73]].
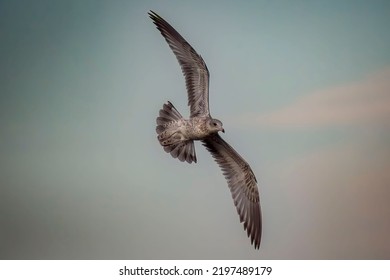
[[251, 234, 261, 250], [148, 10, 156, 20], [148, 10, 160, 20]]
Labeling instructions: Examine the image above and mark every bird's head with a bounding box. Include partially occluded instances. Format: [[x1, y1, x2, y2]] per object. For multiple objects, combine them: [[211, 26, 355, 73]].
[[208, 119, 225, 133]]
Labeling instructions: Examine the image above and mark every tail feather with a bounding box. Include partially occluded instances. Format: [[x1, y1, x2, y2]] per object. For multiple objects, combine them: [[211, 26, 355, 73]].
[[156, 101, 183, 134], [165, 140, 197, 163], [156, 101, 197, 163]]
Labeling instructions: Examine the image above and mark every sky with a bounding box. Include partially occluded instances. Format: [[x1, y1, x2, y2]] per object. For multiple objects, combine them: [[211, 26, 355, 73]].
[[1, 0, 389, 259]]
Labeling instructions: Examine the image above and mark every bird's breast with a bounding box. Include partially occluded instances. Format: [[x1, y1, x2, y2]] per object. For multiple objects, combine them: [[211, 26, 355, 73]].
[[183, 117, 210, 140]]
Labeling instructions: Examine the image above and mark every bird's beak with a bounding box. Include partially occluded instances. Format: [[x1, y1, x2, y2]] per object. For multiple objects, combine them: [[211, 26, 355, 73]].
[[221, 128, 225, 133]]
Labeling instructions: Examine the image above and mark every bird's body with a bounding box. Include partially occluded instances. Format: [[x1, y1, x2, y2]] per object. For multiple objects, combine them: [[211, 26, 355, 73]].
[[160, 116, 212, 142], [149, 11, 262, 249]]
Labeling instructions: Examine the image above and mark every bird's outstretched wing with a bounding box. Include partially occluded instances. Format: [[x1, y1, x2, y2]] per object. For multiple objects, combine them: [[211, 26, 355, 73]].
[[149, 11, 210, 118], [202, 134, 262, 249]]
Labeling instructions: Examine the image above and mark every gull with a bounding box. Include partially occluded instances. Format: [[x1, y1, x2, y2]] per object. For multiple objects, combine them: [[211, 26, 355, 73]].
[[149, 11, 262, 249]]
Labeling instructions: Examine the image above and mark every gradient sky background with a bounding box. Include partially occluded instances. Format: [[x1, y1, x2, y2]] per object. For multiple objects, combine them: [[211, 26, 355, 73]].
[[1, 0, 389, 259]]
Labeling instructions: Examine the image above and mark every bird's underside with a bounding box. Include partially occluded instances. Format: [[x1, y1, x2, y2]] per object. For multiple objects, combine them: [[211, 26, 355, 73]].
[[150, 10, 262, 249]]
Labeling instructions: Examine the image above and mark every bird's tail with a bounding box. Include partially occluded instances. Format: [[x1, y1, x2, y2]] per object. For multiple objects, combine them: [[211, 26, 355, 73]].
[[156, 101, 197, 163]]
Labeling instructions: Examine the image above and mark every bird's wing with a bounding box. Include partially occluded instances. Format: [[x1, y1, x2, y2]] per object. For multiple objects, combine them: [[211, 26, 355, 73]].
[[149, 11, 210, 118], [202, 134, 261, 249]]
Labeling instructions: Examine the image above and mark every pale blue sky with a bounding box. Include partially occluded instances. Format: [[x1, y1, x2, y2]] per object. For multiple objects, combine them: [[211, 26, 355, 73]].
[[1, 0, 389, 259]]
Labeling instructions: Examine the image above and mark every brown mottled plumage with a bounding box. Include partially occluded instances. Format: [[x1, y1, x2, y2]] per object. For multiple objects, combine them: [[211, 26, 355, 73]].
[[150, 10, 262, 249]]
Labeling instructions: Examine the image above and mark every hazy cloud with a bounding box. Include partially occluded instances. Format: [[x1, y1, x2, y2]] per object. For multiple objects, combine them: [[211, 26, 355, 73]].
[[270, 134, 390, 258], [236, 68, 390, 128]]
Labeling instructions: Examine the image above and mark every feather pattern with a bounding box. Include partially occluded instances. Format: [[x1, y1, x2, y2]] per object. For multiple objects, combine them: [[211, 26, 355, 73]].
[[149, 11, 210, 118], [202, 134, 261, 249]]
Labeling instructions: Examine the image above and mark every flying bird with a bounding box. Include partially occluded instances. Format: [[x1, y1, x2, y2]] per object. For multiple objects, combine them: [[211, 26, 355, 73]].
[[149, 10, 262, 249]]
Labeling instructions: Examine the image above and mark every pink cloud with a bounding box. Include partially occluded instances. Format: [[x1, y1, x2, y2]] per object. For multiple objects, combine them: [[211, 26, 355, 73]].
[[238, 68, 390, 128]]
